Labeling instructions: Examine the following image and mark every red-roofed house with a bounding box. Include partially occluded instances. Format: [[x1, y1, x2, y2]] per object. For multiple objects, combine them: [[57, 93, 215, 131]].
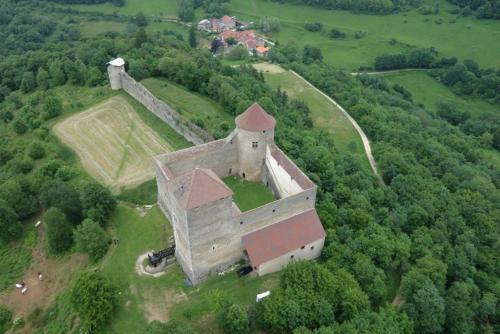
[[155, 102, 324, 285]]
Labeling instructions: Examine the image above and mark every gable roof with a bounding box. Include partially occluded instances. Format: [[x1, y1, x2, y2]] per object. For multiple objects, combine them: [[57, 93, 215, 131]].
[[236, 102, 276, 132], [171, 168, 233, 209], [242, 209, 325, 267]]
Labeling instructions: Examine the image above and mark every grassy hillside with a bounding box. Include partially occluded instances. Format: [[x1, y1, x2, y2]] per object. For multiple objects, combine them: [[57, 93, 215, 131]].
[[259, 65, 372, 172], [142, 78, 234, 138], [229, 0, 500, 69], [61, 0, 181, 16]]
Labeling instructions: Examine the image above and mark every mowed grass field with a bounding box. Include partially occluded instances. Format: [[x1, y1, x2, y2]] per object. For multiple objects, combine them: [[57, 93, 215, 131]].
[[383, 70, 500, 168], [142, 78, 234, 135], [101, 204, 278, 333], [53, 96, 172, 192], [229, 0, 500, 69], [255, 63, 371, 172]]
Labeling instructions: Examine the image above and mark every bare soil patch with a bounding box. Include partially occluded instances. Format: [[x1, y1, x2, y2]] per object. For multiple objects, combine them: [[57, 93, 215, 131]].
[[143, 288, 188, 323], [0, 225, 87, 333], [252, 62, 286, 74], [53, 96, 172, 192]]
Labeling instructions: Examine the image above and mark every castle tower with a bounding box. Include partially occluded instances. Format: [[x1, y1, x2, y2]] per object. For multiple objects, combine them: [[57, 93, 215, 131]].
[[235, 103, 276, 181], [107, 57, 125, 90]]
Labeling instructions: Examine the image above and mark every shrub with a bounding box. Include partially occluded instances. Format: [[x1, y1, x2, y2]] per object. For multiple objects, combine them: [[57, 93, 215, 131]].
[[40, 180, 82, 224], [146, 320, 196, 334], [330, 28, 346, 39], [74, 219, 110, 262], [41, 96, 62, 120], [217, 301, 250, 334], [304, 22, 322, 32], [0, 199, 22, 243], [28, 141, 45, 160], [44, 207, 73, 254], [0, 305, 12, 334], [80, 182, 116, 225], [71, 271, 116, 332]]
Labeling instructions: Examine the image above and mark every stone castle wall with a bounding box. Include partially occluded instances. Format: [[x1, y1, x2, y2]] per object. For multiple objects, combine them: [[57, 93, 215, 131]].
[[119, 71, 211, 145]]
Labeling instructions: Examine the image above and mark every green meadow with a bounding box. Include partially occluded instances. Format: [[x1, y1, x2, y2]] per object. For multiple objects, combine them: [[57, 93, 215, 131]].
[[63, 0, 180, 16], [229, 0, 500, 69]]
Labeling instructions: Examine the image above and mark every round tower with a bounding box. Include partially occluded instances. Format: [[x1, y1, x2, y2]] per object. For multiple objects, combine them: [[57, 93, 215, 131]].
[[235, 102, 276, 181], [107, 57, 125, 90]]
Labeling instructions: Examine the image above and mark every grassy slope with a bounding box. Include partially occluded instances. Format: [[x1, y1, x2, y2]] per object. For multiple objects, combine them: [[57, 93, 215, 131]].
[[263, 70, 372, 172], [229, 0, 500, 69], [142, 78, 234, 135], [383, 71, 500, 168], [223, 176, 276, 212], [78, 20, 188, 38], [101, 204, 278, 333]]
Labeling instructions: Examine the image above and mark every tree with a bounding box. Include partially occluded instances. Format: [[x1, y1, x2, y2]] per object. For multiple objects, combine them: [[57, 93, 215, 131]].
[[302, 45, 323, 64], [80, 182, 116, 225], [259, 17, 281, 33], [28, 141, 45, 159], [0, 178, 37, 219], [20, 71, 36, 93], [178, 0, 195, 22], [44, 207, 73, 254], [134, 12, 148, 27], [41, 96, 62, 120], [134, 28, 148, 48], [49, 61, 66, 87], [39, 180, 82, 224], [0, 306, 12, 334], [189, 25, 197, 48], [404, 282, 445, 334], [36, 68, 50, 90], [0, 199, 22, 243], [74, 219, 110, 261], [217, 301, 250, 334], [71, 271, 116, 331], [330, 28, 346, 38]]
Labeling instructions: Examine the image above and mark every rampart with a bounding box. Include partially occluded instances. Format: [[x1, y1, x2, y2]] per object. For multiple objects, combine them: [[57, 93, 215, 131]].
[[119, 71, 211, 145]]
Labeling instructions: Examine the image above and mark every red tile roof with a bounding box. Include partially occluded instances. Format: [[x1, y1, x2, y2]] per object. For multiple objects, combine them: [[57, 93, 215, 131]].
[[242, 209, 325, 267], [172, 168, 232, 209], [221, 15, 234, 25], [236, 102, 276, 131], [270, 148, 315, 190]]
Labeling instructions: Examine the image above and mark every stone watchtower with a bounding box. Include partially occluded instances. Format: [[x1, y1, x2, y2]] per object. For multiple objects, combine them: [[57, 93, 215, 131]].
[[235, 103, 276, 181], [107, 57, 125, 90]]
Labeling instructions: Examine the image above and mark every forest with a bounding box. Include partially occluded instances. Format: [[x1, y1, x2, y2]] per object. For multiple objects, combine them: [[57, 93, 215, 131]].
[[0, 0, 499, 333]]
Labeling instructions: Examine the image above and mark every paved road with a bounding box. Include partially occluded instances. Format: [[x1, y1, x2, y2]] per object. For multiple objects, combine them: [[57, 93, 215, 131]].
[[290, 70, 384, 184]]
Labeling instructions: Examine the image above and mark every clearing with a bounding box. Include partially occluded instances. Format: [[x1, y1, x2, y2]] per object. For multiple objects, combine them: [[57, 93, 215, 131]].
[[0, 223, 88, 334], [59, 0, 180, 16], [53, 96, 172, 192], [101, 204, 278, 333], [257, 64, 374, 174], [223, 176, 276, 212], [229, 0, 500, 69]]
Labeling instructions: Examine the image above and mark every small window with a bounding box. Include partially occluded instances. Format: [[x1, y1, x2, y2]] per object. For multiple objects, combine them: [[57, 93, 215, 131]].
[[254, 266, 257, 270], [300, 245, 305, 250], [306, 196, 309, 200], [240, 221, 243, 225], [212, 246, 215, 251], [252, 141, 258, 148], [272, 209, 276, 213], [311, 246, 315, 250], [242, 172, 246, 179], [263, 130, 266, 133], [230, 139, 233, 144], [290, 255, 294, 259], [229, 168, 232, 174]]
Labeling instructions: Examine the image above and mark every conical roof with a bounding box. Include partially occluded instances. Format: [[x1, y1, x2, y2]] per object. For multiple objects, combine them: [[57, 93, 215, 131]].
[[235, 102, 276, 132], [172, 168, 233, 209]]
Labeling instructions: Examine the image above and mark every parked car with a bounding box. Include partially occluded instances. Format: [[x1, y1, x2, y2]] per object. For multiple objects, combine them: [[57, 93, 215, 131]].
[[237, 266, 253, 277]]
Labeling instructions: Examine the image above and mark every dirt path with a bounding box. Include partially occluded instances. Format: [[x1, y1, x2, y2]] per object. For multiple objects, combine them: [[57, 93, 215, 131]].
[[289, 70, 384, 183], [0, 224, 87, 333], [350, 68, 428, 75]]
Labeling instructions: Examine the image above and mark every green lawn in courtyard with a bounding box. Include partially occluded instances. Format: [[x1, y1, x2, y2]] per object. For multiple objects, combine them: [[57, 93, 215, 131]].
[[223, 176, 276, 212], [262, 69, 372, 173], [101, 203, 277, 333]]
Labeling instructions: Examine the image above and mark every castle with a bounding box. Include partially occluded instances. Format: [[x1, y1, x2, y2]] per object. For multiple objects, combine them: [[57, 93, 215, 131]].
[[154, 103, 325, 285], [107, 58, 325, 286]]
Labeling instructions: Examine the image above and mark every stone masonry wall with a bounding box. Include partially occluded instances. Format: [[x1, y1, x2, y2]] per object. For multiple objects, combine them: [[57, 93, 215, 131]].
[[119, 71, 211, 145]]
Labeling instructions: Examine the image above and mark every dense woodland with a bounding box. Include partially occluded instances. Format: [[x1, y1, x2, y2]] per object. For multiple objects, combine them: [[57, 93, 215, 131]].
[[0, 0, 499, 333], [268, 0, 422, 14]]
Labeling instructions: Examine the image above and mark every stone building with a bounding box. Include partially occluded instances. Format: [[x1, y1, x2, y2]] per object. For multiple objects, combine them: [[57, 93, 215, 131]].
[[154, 103, 326, 285]]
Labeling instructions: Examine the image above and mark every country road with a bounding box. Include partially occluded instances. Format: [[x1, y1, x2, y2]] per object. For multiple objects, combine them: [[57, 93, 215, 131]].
[[289, 70, 384, 184]]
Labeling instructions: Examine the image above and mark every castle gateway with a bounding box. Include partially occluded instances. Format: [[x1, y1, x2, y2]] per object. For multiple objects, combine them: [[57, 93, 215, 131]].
[[154, 103, 326, 285]]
